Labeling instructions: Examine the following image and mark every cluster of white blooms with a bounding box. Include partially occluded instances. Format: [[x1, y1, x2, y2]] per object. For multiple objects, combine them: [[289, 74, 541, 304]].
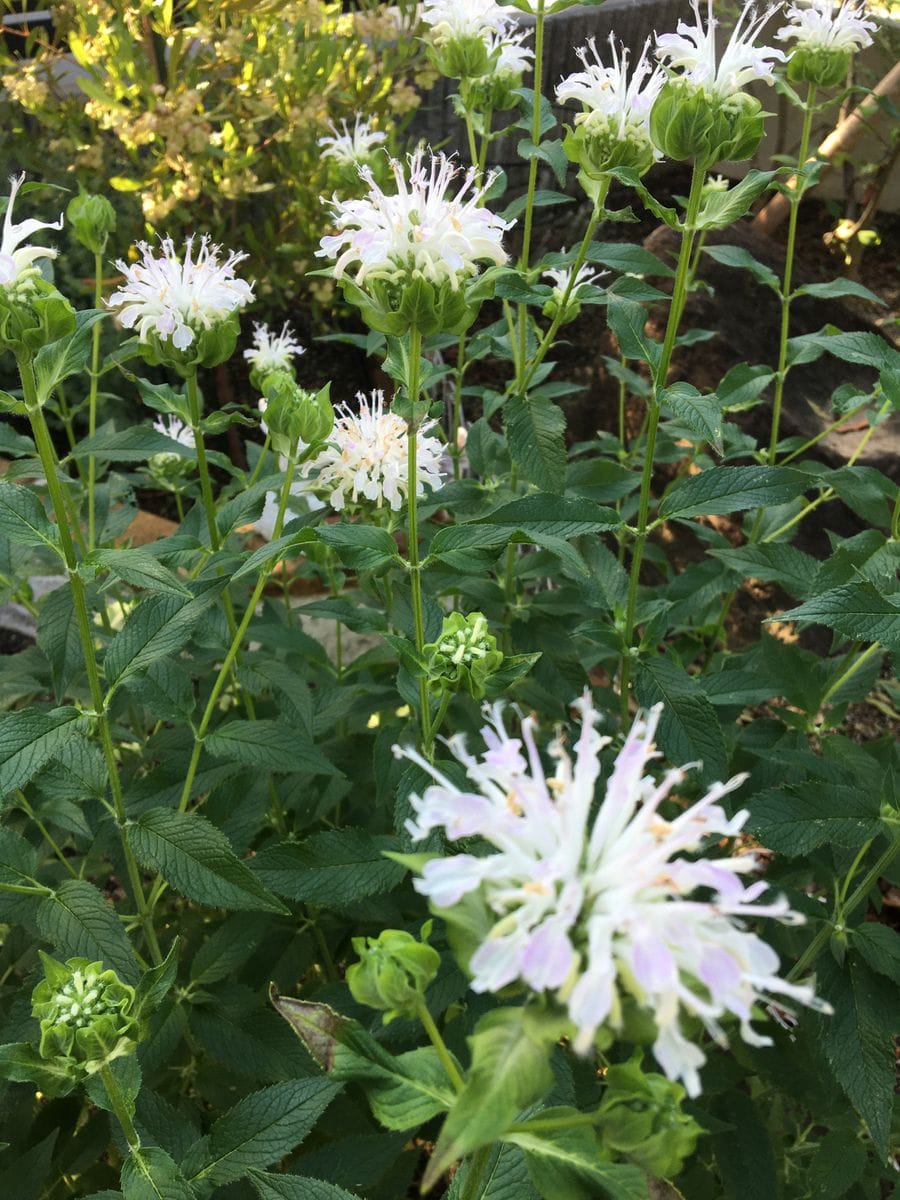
[[488, 22, 535, 76], [0, 173, 63, 293], [556, 35, 665, 146], [655, 0, 786, 97], [318, 148, 510, 290], [152, 414, 196, 448], [243, 321, 305, 375], [396, 697, 827, 1097], [421, 0, 508, 45], [777, 0, 876, 52], [319, 117, 388, 167], [301, 389, 445, 512], [542, 255, 605, 300], [107, 235, 253, 350]]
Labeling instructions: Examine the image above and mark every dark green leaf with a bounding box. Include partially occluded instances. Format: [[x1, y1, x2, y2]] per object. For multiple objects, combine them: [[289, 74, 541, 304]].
[[120, 1146, 195, 1200], [701, 244, 778, 289], [104, 580, 224, 687], [316, 525, 400, 571], [851, 923, 900, 985], [711, 1090, 778, 1200], [661, 382, 723, 451], [89, 548, 192, 597], [37, 879, 139, 983], [0, 706, 88, 802], [747, 784, 884, 856], [659, 467, 809, 520], [775, 582, 900, 652], [250, 1172, 362, 1200], [635, 658, 726, 783], [251, 830, 406, 908], [36, 586, 84, 699], [0, 478, 59, 549], [505, 395, 567, 494], [34, 311, 106, 406], [204, 720, 340, 777]]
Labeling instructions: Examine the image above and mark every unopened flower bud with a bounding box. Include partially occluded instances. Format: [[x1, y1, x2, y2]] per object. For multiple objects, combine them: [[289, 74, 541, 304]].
[[598, 1056, 701, 1179], [346, 927, 440, 1023], [649, 81, 765, 167], [67, 191, 117, 255], [262, 373, 333, 457], [31, 954, 140, 1076], [423, 611, 503, 699], [787, 46, 850, 89]]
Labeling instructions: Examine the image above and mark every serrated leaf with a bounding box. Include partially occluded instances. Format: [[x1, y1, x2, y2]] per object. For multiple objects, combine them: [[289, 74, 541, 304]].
[[34, 311, 106, 406], [659, 466, 808, 520], [120, 1146, 195, 1200], [695, 170, 775, 230], [606, 294, 658, 366], [36, 586, 83, 699], [775, 582, 900, 651], [793, 279, 884, 305], [661, 382, 722, 451], [747, 784, 884, 856], [0, 706, 88, 801], [446, 1142, 539, 1200], [0, 826, 38, 888], [250, 830, 406, 908], [634, 658, 726, 783], [701, 244, 779, 289], [72, 425, 197, 463], [505, 1121, 649, 1200], [90, 548, 191, 597], [711, 1090, 778, 1200], [37, 879, 139, 983], [586, 240, 674, 277], [204, 719, 340, 777], [716, 362, 775, 411], [0, 478, 59, 549], [708, 543, 818, 598], [505, 395, 566, 494], [852, 923, 900, 984], [129, 808, 288, 914], [249, 1172, 362, 1200], [104, 580, 224, 687], [315, 525, 400, 571], [190, 913, 270, 984], [185, 1079, 340, 1185]]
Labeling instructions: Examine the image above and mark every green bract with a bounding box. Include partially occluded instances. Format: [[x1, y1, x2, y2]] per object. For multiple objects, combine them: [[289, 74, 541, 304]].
[[423, 611, 504, 699], [0, 282, 76, 360], [563, 123, 657, 181], [649, 81, 766, 168], [428, 35, 492, 81], [346, 927, 440, 1022], [31, 953, 140, 1076], [787, 46, 851, 89], [598, 1056, 701, 1179], [135, 311, 241, 372], [261, 373, 334, 457], [339, 273, 489, 338], [66, 191, 117, 255]]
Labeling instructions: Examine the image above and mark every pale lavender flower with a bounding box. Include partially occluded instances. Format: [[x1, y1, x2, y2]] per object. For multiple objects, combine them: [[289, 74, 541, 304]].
[[655, 0, 787, 97], [777, 0, 876, 53], [300, 389, 445, 512], [556, 35, 666, 143], [243, 321, 305, 375], [394, 697, 828, 1097], [0, 173, 63, 291], [317, 148, 510, 290], [107, 235, 253, 350]]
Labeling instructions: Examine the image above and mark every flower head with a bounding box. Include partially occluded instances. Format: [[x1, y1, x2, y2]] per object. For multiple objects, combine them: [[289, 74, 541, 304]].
[[0, 173, 63, 293], [490, 22, 534, 75], [655, 0, 786, 97], [152, 414, 196, 449], [542, 254, 605, 299], [317, 148, 510, 292], [421, 0, 508, 46], [107, 235, 253, 351], [557, 35, 666, 144], [32, 954, 140, 1074], [243, 321, 305, 376], [301, 389, 445, 511], [777, 0, 876, 53], [319, 116, 388, 167], [395, 697, 827, 1097]]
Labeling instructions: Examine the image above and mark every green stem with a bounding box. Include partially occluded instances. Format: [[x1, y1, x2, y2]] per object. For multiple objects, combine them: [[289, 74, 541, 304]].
[[779, 399, 869, 465], [416, 999, 464, 1092], [514, 1110, 601, 1134], [16, 792, 78, 879], [767, 87, 817, 467], [20, 357, 162, 966], [618, 161, 707, 718], [186, 369, 220, 552], [404, 327, 431, 750], [516, 0, 546, 371], [247, 431, 272, 488], [463, 103, 479, 174], [100, 1063, 140, 1151], [426, 691, 452, 753], [175, 451, 300, 816], [452, 328, 467, 482], [818, 641, 881, 709], [87, 249, 104, 551]]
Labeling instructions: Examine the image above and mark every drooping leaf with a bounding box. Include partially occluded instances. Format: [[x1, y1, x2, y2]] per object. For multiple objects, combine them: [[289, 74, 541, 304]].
[[0, 478, 59, 550], [104, 580, 225, 688], [775, 582, 900, 652]]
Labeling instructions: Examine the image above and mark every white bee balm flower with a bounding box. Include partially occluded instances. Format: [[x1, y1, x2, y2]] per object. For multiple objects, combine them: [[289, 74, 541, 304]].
[[655, 0, 786, 97], [542, 255, 605, 299], [152, 414, 195, 448], [556, 35, 665, 141], [490, 23, 534, 75], [0, 173, 63, 292], [317, 148, 510, 291], [319, 117, 388, 166], [777, 0, 876, 53], [243, 321, 305, 375], [395, 697, 827, 1097], [421, 0, 508, 44], [301, 389, 445, 512], [107, 235, 253, 350]]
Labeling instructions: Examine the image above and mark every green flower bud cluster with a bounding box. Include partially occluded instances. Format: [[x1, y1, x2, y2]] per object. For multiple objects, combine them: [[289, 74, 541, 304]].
[[563, 122, 658, 183], [649, 81, 766, 169], [31, 954, 140, 1077], [341, 273, 491, 340], [598, 1055, 701, 1179], [139, 313, 242, 374], [787, 46, 850, 90], [423, 611, 503, 699], [67, 191, 117, 256], [428, 34, 492, 81], [261, 373, 334, 457], [347, 927, 440, 1024], [0, 286, 76, 362]]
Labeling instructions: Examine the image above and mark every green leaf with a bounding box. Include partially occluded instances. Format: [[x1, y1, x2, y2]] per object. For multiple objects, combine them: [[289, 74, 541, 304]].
[[475, 495, 619, 536], [711, 1090, 778, 1200], [0, 478, 59, 549], [315, 525, 400, 571], [232, 528, 317, 580], [505, 395, 566, 494], [659, 466, 809, 520], [634, 658, 726, 783], [506, 1120, 649, 1200], [89, 548, 192, 597], [708, 543, 818, 598], [695, 170, 775, 230], [425, 1008, 559, 1190], [204, 719, 340, 777], [0, 826, 38, 889], [0, 1129, 61, 1199], [36, 879, 139, 983], [793, 279, 884, 305], [190, 913, 271, 985], [817, 954, 896, 1158], [0, 1043, 76, 1096], [185, 1079, 341, 1186], [272, 996, 455, 1132], [34, 311, 106, 406], [251, 830, 406, 908], [775, 582, 900, 652], [606, 295, 659, 366], [250, 1172, 362, 1200], [793, 329, 900, 372], [701, 244, 778, 289], [122, 660, 196, 722], [36, 586, 84, 699], [660, 382, 722, 452], [807, 1132, 867, 1200], [72, 425, 197, 463], [501, 189, 573, 222], [716, 362, 775, 411], [120, 1146, 195, 1200], [104, 580, 224, 687], [129, 808, 288, 914], [136, 941, 180, 1015], [0, 706, 88, 802], [747, 784, 884, 856], [852, 923, 900, 985], [586, 240, 674, 277], [446, 1143, 539, 1200]]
